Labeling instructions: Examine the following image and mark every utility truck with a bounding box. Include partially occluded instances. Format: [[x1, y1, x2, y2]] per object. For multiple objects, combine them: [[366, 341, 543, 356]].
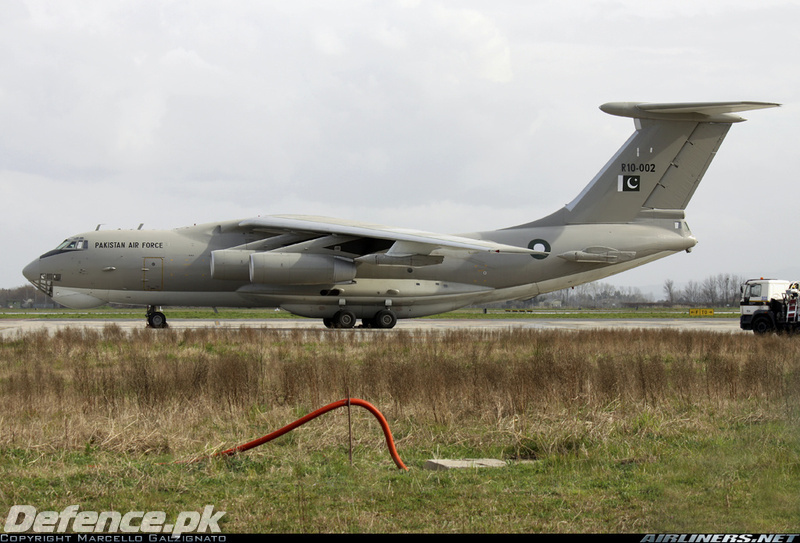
[[740, 278, 800, 334]]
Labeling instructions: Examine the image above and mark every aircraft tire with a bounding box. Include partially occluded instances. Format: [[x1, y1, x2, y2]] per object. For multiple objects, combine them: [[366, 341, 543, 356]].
[[148, 311, 168, 329], [323, 317, 334, 328], [373, 309, 397, 329], [334, 310, 356, 329]]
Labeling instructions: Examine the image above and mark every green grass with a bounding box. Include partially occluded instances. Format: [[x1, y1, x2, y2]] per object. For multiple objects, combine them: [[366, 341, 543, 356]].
[[2, 410, 796, 533], [1, 326, 796, 533]]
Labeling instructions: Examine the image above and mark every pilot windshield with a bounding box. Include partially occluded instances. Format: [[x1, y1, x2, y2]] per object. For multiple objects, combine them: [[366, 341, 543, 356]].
[[54, 239, 88, 251]]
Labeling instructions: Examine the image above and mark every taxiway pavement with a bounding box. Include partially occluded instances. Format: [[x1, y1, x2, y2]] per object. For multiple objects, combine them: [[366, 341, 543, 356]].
[[0, 317, 744, 339]]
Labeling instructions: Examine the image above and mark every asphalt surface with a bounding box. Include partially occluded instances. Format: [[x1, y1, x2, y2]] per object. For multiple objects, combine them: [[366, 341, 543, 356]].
[[0, 317, 745, 338]]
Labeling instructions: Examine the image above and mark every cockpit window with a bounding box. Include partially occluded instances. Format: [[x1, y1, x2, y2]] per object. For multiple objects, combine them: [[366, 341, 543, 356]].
[[41, 238, 88, 259], [55, 239, 88, 251]]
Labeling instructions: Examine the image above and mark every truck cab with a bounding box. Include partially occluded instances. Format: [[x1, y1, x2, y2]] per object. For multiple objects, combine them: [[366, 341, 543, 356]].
[[740, 278, 797, 333]]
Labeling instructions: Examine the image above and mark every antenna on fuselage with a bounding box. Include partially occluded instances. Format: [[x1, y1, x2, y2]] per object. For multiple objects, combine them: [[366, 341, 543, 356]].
[[95, 224, 104, 231]]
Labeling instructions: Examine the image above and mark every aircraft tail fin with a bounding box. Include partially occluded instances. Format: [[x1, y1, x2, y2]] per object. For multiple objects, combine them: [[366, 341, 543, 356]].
[[524, 101, 779, 226]]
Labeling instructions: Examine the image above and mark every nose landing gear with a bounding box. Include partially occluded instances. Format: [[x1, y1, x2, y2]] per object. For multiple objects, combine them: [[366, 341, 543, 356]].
[[146, 306, 168, 328]]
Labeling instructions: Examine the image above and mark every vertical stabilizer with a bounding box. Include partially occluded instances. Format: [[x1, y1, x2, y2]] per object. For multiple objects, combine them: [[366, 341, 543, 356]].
[[523, 101, 779, 227]]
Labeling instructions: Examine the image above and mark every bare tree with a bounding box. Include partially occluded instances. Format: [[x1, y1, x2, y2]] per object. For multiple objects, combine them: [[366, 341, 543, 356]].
[[716, 273, 745, 306], [663, 279, 678, 306], [700, 276, 719, 306], [682, 280, 701, 306]]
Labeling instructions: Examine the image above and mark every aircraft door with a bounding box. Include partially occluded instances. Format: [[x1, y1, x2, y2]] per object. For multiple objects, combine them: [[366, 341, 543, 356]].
[[142, 257, 164, 291]]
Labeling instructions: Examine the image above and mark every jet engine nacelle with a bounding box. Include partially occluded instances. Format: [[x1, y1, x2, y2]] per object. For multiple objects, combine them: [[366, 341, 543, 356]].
[[210, 249, 253, 281], [249, 252, 357, 285]]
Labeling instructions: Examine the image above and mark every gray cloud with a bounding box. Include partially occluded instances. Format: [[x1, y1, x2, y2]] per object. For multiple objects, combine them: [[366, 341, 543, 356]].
[[3, 0, 798, 291]]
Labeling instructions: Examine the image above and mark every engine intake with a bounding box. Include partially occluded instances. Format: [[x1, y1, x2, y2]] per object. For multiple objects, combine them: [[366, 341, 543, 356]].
[[210, 250, 253, 281]]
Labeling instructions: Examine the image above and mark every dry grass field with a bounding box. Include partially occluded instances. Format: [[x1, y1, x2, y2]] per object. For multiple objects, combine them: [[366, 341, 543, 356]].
[[1, 325, 798, 532]]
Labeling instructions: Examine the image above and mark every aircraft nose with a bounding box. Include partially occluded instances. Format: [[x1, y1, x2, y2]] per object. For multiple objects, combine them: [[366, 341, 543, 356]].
[[22, 259, 40, 284]]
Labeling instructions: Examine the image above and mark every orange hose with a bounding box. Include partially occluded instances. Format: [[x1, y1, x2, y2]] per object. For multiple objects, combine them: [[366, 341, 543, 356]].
[[206, 398, 408, 470]]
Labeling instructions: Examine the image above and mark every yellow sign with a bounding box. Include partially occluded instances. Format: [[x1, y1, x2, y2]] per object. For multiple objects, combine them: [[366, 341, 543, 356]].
[[690, 308, 715, 316]]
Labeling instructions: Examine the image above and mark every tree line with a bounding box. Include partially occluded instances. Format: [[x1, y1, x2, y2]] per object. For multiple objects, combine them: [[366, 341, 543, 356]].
[[0, 284, 56, 308], [661, 273, 745, 308], [498, 273, 747, 309]]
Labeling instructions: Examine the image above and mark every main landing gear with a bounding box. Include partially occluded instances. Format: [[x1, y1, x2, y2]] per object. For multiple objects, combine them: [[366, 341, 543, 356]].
[[323, 308, 397, 329], [146, 306, 168, 329]]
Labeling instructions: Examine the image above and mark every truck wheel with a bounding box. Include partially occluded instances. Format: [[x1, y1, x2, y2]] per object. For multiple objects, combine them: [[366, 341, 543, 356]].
[[752, 316, 773, 335]]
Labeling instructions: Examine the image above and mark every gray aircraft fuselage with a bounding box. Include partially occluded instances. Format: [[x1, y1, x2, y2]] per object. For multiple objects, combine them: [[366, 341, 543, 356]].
[[22, 101, 778, 328], [22, 217, 694, 316]]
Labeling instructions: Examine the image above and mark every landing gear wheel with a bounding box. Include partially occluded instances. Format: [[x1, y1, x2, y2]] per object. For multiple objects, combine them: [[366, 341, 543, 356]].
[[323, 317, 334, 329], [334, 310, 357, 329], [147, 311, 168, 329], [373, 309, 397, 329]]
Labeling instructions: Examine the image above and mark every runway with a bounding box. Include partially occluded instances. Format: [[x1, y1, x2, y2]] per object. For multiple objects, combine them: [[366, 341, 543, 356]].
[[0, 316, 745, 338]]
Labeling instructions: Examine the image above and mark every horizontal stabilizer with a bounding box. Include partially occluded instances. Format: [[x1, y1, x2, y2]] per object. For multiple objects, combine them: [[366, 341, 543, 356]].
[[600, 101, 780, 123]]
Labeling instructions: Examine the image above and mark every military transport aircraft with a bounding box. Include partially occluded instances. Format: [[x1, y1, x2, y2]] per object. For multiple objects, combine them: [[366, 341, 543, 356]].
[[23, 101, 778, 329]]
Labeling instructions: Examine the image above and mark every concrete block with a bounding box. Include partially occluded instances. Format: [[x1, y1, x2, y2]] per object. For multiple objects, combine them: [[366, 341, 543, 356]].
[[423, 458, 507, 471]]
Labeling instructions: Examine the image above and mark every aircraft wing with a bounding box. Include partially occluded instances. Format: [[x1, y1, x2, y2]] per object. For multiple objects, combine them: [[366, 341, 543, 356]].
[[239, 215, 537, 256]]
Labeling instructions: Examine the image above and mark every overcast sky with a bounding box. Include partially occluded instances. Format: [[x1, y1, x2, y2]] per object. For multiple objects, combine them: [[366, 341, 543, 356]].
[[2, 0, 799, 296]]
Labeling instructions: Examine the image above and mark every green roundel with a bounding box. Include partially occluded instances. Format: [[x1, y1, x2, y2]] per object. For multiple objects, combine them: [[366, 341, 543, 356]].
[[528, 239, 550, 260]]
